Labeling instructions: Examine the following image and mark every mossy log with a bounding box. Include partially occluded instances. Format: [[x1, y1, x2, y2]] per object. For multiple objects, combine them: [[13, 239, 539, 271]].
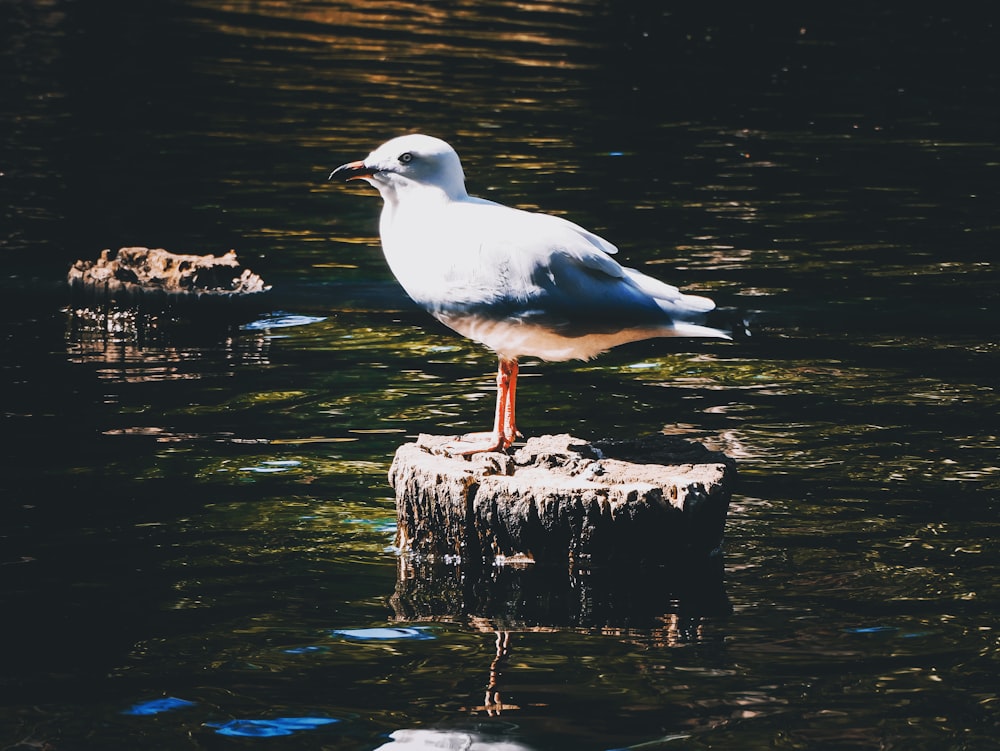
[[389, 433, 734, 567], [68, 247, 270, 313]]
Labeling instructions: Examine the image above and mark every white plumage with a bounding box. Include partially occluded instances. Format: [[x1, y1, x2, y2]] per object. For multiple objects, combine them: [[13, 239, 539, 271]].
[[330, 134, 729, 453]]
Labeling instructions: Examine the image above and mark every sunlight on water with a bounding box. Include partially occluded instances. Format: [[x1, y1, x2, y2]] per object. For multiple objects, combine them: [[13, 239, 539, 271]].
[[2, 1, 999, 749]]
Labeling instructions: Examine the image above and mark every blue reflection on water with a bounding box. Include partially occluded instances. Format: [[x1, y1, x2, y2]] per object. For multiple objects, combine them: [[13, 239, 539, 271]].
[[845, 626, 898, 634], [282, 645, 330, 654], [122, 697, 196, 716], [205, 717, 340, 737], [242, 313, 327, 330], [239, 460, 302, 473], [845, 626, 934, 638], [331, 627, 434, 641]]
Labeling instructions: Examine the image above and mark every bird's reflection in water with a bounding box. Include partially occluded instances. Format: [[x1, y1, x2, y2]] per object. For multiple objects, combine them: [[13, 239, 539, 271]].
[[391, 553, 730, 718], [481, 629, 513, 716]]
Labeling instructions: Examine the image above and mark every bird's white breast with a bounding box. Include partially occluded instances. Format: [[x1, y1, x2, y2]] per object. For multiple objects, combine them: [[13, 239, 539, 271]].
[[379, 196, 528, 306]]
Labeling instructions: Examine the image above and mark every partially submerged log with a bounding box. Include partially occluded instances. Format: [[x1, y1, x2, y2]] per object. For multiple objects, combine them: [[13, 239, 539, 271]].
[[68, 247, 270, 313], [390, 433, 734, 567]]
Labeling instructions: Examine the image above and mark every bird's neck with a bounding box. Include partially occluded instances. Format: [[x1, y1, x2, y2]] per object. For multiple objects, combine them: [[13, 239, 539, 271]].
[[378, 182, 461, 231], [376, 175, 468, 209]]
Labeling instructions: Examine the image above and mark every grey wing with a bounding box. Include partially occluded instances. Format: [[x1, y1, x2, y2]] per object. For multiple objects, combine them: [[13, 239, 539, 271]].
[[515, 218, 728, 338], [427, 203, 726, 338], [512, 249, 708, 337]]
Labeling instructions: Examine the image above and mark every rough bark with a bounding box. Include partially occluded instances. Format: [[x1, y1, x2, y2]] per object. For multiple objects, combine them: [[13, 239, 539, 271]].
[[389, 433, 734, 567]]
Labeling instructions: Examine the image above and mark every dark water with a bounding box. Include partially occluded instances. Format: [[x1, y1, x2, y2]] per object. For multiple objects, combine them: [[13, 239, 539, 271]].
[[2, 3, 1000, 749]]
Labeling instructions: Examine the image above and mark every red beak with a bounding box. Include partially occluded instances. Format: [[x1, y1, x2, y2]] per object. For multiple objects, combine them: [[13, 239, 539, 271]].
[[328, 160, 377, 182]]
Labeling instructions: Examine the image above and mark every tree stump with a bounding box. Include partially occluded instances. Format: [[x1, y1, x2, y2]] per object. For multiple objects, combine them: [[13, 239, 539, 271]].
[[67, 247, 270, 314], [389, 433, 734, 568]]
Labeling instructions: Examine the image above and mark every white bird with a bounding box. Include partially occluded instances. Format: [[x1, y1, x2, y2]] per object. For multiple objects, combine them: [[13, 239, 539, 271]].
[[329, 134, 731, 455]]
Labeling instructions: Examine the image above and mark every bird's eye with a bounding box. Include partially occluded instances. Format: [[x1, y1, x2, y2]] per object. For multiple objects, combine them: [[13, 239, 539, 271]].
[[398, 152, 413, 164]]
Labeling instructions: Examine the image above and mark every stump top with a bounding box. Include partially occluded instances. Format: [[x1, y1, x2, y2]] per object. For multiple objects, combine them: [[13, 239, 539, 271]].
[[396, 433, 733, 511]]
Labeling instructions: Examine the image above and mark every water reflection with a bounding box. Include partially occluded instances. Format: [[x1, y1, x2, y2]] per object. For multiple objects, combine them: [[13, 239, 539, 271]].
[[66, 307, 273, 382], [391, 556, 729, 632], [388, 553, 731, 727], [374, 728, 537, 751]]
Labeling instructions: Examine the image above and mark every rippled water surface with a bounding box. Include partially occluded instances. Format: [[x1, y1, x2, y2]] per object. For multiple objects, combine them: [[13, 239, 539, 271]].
[[2, 3, 999, 749]]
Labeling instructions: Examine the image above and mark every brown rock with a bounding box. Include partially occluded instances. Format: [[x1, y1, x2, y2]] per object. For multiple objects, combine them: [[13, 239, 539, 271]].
[[68, 247, 269, 312]]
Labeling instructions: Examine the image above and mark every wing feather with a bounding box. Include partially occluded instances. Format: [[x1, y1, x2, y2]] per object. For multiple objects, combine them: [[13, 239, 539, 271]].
[[401, 198, 718, 336]]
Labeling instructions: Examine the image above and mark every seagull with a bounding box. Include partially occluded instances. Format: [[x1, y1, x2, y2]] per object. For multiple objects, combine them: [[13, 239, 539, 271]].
[[329, 134, 732, 455]]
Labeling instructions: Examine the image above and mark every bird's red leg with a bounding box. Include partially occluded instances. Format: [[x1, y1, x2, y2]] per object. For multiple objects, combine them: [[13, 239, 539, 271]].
[[446, 357, 519, 456], [501, 358, 519, 446]]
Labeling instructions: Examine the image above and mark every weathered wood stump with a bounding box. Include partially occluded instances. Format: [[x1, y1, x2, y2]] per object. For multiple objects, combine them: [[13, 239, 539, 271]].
[[390, 433, 734, 567], [68, 247, 270, 313]]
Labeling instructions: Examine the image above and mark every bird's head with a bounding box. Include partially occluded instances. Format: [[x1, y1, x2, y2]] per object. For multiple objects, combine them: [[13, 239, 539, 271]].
[[329, 134, 468, 202]]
